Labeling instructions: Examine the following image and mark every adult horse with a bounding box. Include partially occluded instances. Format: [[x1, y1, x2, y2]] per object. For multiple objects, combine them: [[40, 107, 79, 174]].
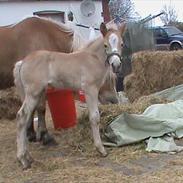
[[0, 17, 119, 143], [0, 17, 73, 89], [14, 22, 126, 169]]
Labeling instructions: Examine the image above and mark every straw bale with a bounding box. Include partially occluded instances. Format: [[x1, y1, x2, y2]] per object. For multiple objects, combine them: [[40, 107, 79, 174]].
[[124, 50, 183, 102], [0, 87, 21, 120]]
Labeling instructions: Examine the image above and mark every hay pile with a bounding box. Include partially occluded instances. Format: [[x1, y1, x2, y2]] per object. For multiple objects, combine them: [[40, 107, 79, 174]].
[[124, 50, 183, 102], [74, 95, 169, 152], [0, 87, 21, 120], [99, 95, 169, 129]]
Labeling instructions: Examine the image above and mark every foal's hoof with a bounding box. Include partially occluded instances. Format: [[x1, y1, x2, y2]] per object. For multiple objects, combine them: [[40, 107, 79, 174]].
[[41, 132, 57, 146], [97, 148, 108, 157], [100, 150, 108, 157], [18, 153, 34, 170], [22, 160, 32, 170]]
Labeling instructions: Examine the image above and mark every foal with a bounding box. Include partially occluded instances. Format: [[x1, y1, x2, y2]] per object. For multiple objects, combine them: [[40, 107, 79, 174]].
[[14, 22, 126, 169]]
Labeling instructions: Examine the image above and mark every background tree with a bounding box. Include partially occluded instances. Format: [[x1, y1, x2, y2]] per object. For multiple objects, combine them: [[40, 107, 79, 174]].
[[108, 0, 139, 22], [160, 5, 178, 25]]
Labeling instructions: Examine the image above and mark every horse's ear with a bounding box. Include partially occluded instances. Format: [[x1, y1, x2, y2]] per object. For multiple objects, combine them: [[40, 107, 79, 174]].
[[119, 23, 126, 36], [100, 22, 108, 36]]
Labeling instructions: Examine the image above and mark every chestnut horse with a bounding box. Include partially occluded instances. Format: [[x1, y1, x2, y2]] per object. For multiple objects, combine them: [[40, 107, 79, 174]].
[[0, 17, 73, 89], [14, 22, 126, 169], [0, 17, 119, 143]]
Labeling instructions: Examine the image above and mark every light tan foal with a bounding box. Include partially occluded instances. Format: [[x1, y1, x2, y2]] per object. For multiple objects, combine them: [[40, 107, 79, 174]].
[[14, 22, 126, 169]]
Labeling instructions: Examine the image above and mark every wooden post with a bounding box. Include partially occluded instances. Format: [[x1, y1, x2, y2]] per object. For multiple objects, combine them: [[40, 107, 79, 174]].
[[102, 0, 110, 23]]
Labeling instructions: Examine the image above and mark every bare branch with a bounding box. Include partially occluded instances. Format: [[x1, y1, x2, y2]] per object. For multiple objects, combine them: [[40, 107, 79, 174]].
[[109, 0, 137, 21], [160, 5, 178, 25]]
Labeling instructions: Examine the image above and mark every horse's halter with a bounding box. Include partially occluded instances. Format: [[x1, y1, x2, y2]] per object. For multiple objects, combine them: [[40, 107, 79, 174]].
[[104, 32, 123, 68]]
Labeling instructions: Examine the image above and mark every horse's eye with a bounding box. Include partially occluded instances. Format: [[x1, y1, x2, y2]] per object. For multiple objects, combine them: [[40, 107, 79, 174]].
[[104, 44, 108, 49], [121, 43, 124, 47]]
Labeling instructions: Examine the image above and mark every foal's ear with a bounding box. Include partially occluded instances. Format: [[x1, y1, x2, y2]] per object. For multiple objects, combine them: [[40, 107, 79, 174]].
[[100, 22, 108, 36], [119, 23, 126, 36]]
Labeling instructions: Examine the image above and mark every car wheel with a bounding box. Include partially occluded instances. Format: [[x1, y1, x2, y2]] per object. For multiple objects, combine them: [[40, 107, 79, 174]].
[[170, 43, 182, 50]]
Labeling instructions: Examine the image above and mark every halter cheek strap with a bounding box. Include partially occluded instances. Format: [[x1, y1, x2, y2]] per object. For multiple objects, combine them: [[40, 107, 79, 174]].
[[105, 52, 122, 66]]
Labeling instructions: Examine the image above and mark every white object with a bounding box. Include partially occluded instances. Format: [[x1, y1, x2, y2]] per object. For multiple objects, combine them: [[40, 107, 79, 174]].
[[80, 0, 96, 17]]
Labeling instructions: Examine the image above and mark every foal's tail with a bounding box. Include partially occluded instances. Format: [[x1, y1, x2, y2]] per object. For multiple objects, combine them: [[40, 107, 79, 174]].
[[13, 60, 25, 101]]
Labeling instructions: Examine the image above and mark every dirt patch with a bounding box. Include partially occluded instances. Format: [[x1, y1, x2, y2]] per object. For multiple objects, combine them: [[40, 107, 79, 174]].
[[124, 50, 183, 102], [0, 87, 21, 120]]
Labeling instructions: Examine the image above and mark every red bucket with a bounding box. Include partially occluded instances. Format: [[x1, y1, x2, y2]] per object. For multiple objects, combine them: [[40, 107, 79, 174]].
[[47, 89, 77, 129], [78, 90, 86, 103]]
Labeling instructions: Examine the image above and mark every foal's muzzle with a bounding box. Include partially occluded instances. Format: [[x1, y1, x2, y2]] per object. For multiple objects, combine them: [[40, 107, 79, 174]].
[[106, 52, 122, 73]]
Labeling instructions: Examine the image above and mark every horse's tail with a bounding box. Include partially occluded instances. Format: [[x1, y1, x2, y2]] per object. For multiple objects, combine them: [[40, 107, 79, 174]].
[[13, 60, 25, 101]]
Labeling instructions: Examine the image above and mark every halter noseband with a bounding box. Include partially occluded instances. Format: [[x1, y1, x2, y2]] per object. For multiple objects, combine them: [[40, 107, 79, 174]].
[[105, 52, 122, 66]]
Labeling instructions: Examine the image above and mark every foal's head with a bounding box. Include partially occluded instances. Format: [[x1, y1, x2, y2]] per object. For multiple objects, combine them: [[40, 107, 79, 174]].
[[100, 22, 126, 73]]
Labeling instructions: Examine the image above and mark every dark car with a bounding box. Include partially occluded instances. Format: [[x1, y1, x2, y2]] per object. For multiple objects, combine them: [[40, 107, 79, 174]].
[[152, 26, 183, 50]]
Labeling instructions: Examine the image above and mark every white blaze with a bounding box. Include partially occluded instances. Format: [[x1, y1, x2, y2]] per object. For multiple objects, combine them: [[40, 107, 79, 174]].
[[109, 33, 118, 52], [108, 33, 121, 67]]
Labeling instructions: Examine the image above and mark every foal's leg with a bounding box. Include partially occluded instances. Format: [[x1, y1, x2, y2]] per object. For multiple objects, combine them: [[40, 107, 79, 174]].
[[85, 87, 107, 156], [27, 113, 36, 142], [27, 94, 56, 145], [17, 95, 39, 169], [17, 84, 36, 143], [36, 94, 57, 145]]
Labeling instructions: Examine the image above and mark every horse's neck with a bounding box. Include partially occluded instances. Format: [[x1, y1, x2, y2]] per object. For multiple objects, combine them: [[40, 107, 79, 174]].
[[85, 38, 107, 63]]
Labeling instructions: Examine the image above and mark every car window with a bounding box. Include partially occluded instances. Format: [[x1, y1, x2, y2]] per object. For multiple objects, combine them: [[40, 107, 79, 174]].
[[154, 29, 160, 37], [163, 27, 182, 36], [154, 28, 167, 37]]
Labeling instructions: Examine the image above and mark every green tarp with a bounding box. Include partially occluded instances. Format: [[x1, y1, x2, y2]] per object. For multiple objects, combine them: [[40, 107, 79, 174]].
[[152, 84, 183, 101], [104, 99, 183, 153]]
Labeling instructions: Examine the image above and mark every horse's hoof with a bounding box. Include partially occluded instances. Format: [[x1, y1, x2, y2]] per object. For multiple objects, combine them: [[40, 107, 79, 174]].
[[22, 161, 32, 170], [27, 131, 37, 142], [41, 132, 58, 146], [100, 150, 108, 157], [18, 154, 33, 170], [97, 147, 108, 157]]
